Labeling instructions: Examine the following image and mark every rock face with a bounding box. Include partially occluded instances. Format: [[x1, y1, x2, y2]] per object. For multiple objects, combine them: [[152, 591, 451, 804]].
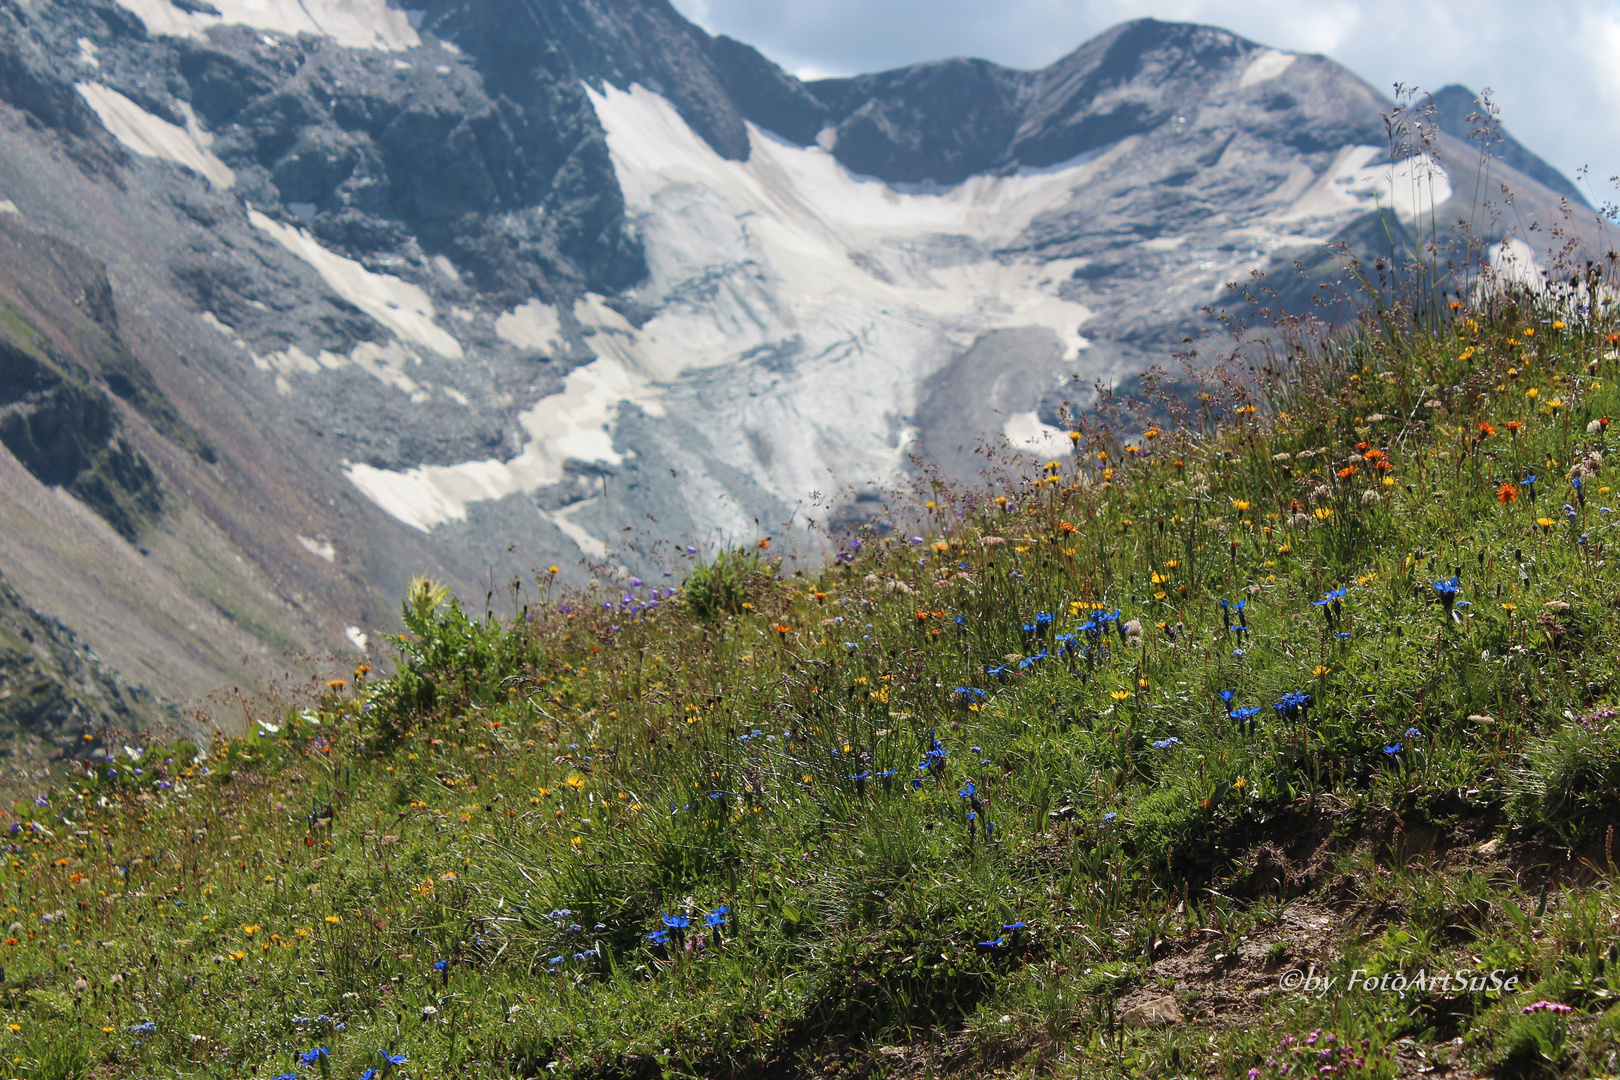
[[0, 1, 1594, 741]]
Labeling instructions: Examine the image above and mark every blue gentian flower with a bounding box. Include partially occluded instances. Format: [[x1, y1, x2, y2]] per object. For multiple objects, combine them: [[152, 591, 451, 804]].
[[297, 1047, 330, 1066], [1405, 727, 1420, 738], [1434, 575, 1461, 614], [1218, 689, 1235, 704], [385, 1053, 407, 1065], [1151, 737, 1180, 750], [958, 781, 975, 799], [548, 956, 564, 967], [1383, 744, 1402, 756], [645, 929, 670, 945], [433, 959, 447, 972], [705, 906, 729, 928], [661, 913, 691, 930]]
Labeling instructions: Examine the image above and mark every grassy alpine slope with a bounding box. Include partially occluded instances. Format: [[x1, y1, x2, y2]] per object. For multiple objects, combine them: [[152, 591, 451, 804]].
[[3, 285, 1620, 1080]]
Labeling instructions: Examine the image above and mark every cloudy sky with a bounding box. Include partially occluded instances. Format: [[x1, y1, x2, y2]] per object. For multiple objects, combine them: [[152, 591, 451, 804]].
[[670, 0, 1620, 212]]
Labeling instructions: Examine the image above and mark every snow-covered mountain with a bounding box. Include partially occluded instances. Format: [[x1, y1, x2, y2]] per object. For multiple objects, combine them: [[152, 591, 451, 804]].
[[0, 0, 1596, 740]]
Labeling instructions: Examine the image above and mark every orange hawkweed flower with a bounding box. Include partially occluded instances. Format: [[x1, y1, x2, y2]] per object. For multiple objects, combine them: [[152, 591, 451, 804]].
[[1478, 421, 1496, 437], [1496, 482, 1518, 504], [1354, 442, 1371, 453], [1506, 421, 1523, 434], [1361, 448, 1386, 461], [1336, 466, 1359, 479]]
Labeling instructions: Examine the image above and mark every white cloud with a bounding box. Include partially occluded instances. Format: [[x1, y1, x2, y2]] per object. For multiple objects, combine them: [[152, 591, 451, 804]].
[[674, 0, 1619, 208]]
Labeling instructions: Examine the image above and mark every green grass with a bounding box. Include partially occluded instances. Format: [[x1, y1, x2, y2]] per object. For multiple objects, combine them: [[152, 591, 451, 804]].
[[4, 286, 1620, 1080]]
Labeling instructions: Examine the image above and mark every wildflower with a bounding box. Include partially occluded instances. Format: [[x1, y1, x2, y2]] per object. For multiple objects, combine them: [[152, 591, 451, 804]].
[[1109, 689, 1132, 702], [1536, 517, 1556, 531], [1312, 665, 1331, 677], [1383, 744, 1402, 756], [1152, 737, 1180, 750], [1231, 499, 1250, 511], [704, 906, 729, 928], [1521, 1000, 1572, 1014], [298, 1047, 331, 1066], [661, 913, 691, 930], [1336, 465, 1358, 479], [1272, 690, 1312, 721], [1479, 421, 1496, 437], [1521, 474, 1537, 503], [1406, 727, 1420, 739], [1496, 481, 1518, 504], [1433, 575, 1462, 616], [1507, 420, 1523, 434]]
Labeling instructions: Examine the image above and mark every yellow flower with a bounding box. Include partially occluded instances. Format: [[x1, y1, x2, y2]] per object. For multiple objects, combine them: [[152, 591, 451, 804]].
[[1277, 543, 1292, 555], [1536, 517, 1556, 530], [564, 774, 587, 790], [547, 565, 559, 574], [240, 924, 260, 935], [295, 927, 311, 937], [1523, 326, 1535, 337], [325, 915, 342, 925], [1313, 508, 1333, 521], [1547, 399, 1563, 410], [6, 1024, 18, 1033], [1231, 499, 1250, 511], [1312, 665, 1331, 676], [1526, 387, 1538, 399], [571, 836, 583, 847], [1233, 777, 1247, 790], [801, 774, 814, 785], [1553, 320, 1565, 330], [229, 951, 246, 963], [1109, 689, 1132, 702], [1501, 602, 1517, 612]]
